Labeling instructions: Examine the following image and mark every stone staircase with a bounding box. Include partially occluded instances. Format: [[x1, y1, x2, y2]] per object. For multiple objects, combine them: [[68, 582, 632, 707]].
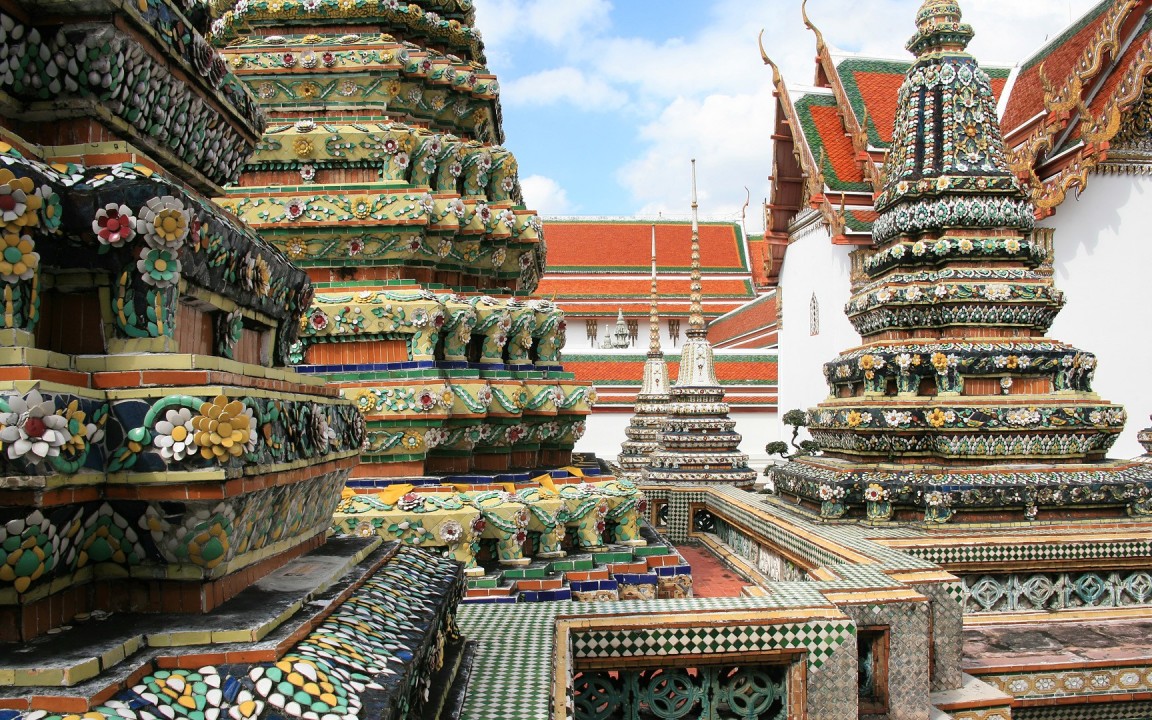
[[463, 539, 692, 604]]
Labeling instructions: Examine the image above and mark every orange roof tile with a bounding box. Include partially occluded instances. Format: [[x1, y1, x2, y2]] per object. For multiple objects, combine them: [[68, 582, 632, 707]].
[[747, 237, 771, 288], [1001, 2, 1113, 136], [708, 294, 778, 348], [562, 355, 778, 386], [539, 277, 756, 299], [544, 221, 749, 273]]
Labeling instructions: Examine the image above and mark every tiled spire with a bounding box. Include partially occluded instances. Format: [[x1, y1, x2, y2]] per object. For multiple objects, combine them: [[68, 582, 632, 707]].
[[675, 160, 719, 388], [642, 161, 755, 486], [906, 0, 974, 56], [771, 0, 1141, 523], [648, 224, 661, 355], [687, 159, 706, 334], [618, 225, 670, 471]]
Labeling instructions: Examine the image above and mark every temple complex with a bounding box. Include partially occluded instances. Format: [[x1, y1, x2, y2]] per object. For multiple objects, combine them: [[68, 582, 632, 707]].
[[6, 0, 1152, 719]]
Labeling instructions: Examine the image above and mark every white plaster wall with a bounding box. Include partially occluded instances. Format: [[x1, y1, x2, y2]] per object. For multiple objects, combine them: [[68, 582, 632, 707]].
[[577, 409, 778, 473], [1041, 172, 1152, 459], [565, 317, 686, 351], [775, 216, 858, 437]]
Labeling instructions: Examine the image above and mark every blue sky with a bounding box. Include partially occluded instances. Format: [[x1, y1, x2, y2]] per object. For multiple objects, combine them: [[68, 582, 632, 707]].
[[474, 0, 1101, 232]]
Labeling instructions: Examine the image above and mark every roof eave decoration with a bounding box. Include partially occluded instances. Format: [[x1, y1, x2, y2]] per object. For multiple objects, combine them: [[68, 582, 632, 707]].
[[1007, 0, 1152, 216], [803, 0, 880, 187], [760, 33, 854, 244]]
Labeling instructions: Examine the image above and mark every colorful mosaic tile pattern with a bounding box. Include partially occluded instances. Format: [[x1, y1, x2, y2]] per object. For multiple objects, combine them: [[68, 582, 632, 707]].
[[980, 665, 1152, 703], [3, 545, 462, 720], [572, 619, 854, 670]]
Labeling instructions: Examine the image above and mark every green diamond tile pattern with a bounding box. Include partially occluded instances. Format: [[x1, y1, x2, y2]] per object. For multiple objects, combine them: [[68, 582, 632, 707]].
[[571, 619, 855, 670], [907, 539, 1152, 566], [458, 604, 560, 720]]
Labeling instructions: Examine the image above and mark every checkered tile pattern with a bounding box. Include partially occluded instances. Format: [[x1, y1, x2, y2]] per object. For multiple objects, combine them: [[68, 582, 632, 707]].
[[910, 539, 1152, 566], [457, 605, 560, 720], [571, 620, 855, 669], [1015, 700, 1152, 719]]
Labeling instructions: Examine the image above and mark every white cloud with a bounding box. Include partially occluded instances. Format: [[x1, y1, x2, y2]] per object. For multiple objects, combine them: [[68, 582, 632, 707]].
[[476, 0, 611, 63], [479, 0, 1102, 230], [503, 67, 629, 109], [617, 88, 775, 233], [521, 175, 573, 215]]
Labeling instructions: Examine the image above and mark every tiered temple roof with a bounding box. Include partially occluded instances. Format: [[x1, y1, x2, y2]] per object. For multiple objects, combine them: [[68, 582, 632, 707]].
[[538, 220, 762, 318], [1002, 0, 1152, 213]]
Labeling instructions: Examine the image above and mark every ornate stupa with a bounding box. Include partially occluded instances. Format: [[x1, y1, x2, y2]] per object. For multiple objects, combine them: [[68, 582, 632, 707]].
[[618, 225, 670, 470], [602, 308, 632, 349], [211, 0, 593, 476], [644, 162, 756, 486], [772, 0, 1152, 522]]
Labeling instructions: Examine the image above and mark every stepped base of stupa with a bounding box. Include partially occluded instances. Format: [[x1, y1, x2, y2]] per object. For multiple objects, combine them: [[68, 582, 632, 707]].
[[771, 455, 1152, 522]]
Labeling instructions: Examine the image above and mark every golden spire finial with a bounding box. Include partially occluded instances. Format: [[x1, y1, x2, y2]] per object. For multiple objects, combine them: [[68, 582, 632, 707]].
[[758, 30, 783, 88], [649, 223, 662, 355], [801, 0, 827, 52], [688, 159, 705, 334]]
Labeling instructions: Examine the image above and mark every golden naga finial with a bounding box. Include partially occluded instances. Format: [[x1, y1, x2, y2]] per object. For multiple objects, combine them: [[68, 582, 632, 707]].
[[801, 0, 827, 52], [1039, 62, 1081, 114], [758, 30, 784, 88]]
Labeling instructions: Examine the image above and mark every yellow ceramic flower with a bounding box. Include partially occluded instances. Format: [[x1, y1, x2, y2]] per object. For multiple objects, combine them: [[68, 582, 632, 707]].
[[0, 169, 41, 228], [191, 395, 252, 462], [926, 408, 947, 428], [286, 236, 308, 258], [293, 137, 314, 158], [354, 391, 377, 414], [386, 80, 403, 98], [60, 400, 88, 455], [298, 81, 320, 99], [931, 352, 950, 373], [0, 230, 38, 283], [152, 208, 188, 245], [254, 256, 272, 296], [859, 354, 876, 370], [846, 410, 863, 428]]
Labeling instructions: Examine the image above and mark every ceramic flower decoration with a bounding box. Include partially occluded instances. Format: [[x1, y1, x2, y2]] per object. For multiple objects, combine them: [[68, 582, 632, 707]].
[[0, 230, 38, 283], [191, 395, 254, 462], [139, 196, 190, 250], [92, 203, 136, 247], [0, 388, 69, 462], [137, 247, 181, 287], [153, 407, 196, 462]]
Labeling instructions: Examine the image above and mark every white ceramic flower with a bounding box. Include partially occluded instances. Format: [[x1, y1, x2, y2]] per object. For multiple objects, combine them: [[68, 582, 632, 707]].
[[153, 407, 195, 462], [0, 389, 68, 462]]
